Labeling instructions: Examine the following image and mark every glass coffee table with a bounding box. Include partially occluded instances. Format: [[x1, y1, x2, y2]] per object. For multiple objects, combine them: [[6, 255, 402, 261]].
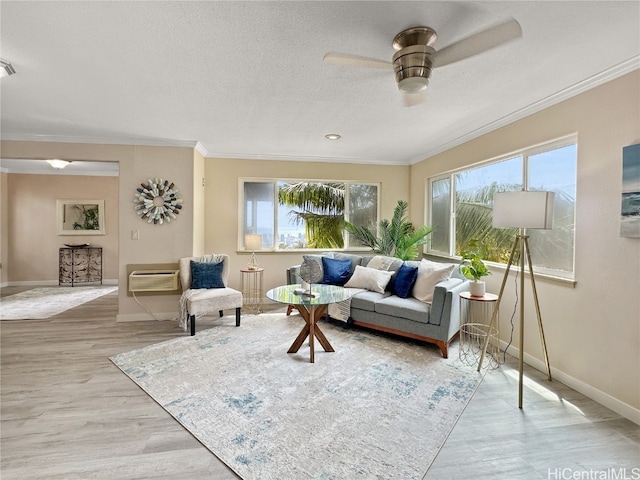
[[267, 284, 354, 363]]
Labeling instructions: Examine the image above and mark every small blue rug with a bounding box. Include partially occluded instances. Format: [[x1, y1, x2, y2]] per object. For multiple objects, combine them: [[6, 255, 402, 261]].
[[110, 313, 484, 479]]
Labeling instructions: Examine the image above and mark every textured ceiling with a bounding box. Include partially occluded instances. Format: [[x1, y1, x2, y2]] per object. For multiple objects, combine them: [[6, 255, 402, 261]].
[[1, 1, 639, 168]]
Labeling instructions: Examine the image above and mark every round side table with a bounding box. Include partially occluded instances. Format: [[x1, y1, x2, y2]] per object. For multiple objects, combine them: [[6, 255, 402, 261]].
[[240, 268, 263, 314], [459, 291, 501, 369]]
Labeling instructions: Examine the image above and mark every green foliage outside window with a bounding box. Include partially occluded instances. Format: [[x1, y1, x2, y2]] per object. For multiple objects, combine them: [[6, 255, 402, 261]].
[[278, 182, 346, 249], [345, 200, 434, 260]]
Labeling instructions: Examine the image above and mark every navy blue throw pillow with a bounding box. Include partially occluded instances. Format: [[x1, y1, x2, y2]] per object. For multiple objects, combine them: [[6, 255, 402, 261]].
[[190, 260, 224, 289], [392, 263, 419, 298], [322, 257, 353, 286]]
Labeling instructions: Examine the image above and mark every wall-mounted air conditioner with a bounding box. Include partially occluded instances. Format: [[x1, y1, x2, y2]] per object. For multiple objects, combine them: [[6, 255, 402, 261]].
[[128, 270, 180, 292]]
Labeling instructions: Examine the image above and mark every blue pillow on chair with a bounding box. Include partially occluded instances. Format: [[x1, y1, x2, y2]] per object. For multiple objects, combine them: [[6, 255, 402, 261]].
[[392, 263, 419, 298], [322, 257, 353, 285], [190, 260, 224, 289]]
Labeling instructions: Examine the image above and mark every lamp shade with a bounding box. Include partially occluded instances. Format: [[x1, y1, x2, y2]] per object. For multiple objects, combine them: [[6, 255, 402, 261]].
[[493, 191, 555, 229], [244, 233, 262, 251]]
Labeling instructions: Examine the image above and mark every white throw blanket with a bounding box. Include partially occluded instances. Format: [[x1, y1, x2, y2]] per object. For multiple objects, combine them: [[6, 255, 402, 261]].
[[178, 254, 225, 331], [327, 257, 396, 323], [327, 288, 366, 322]]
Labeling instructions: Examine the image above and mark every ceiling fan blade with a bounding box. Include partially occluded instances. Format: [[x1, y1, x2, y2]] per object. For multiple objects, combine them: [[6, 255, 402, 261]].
[[323, 52, 393, 71], [402, 91, 427, 107], [432, 18, 522, 68]]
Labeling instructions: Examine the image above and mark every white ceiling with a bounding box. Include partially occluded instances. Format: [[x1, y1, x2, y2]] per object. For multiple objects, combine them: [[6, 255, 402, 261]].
[[1, 1, 639, 172]]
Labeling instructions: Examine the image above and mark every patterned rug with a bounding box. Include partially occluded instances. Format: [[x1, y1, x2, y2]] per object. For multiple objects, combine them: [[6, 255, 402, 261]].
[[110, 313, 484, 480], [0, 286, 118, 320]]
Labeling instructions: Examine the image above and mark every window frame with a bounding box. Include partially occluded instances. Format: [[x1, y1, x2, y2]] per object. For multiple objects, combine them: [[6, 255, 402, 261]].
[[426, 135, 577, 280], [238, 177, 381, 252]]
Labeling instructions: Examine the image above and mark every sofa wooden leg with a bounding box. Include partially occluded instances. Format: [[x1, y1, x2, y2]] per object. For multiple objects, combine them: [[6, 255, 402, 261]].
[[190, 314, 196, 336], [219, 310, 223, 317], [235, 307, 241, 326], [436, 340, 449, 359]]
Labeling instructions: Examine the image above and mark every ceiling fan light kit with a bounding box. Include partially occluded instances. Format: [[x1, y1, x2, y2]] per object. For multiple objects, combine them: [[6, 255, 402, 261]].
[[392, 42, 434, 94]]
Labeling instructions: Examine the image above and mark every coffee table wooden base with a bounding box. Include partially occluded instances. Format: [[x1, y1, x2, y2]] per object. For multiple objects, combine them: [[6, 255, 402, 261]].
[[288, 304, 334, 363]]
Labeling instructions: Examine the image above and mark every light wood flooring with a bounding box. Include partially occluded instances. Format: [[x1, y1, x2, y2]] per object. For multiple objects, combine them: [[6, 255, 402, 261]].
[[1, 285, 638, 479]]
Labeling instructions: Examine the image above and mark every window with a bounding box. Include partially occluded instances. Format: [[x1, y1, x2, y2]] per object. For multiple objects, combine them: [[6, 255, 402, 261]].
[[428, 138, 577, 279], [241, 179, 379, 250]]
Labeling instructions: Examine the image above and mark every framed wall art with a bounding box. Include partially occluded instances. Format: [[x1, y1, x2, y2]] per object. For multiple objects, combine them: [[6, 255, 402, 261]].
[[57, 199, 105, 235]]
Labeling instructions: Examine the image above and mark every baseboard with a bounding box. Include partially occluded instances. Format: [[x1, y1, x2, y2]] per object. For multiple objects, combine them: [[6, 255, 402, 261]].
[[502, 341, 640, 426], [116, 312, 178, 322]]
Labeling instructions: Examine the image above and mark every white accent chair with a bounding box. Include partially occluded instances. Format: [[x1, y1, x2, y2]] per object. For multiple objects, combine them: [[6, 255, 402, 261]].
[[179, 254, 243, 336]]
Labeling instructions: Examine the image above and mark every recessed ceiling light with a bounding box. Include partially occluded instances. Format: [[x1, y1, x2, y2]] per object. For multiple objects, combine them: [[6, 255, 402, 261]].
[[0, 59, 16, 77], [325, 134, 341, 140], [47, 159, 71, 169]]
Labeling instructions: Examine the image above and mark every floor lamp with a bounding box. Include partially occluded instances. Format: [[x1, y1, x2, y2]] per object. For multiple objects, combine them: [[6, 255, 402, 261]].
[[477, 191, 554, 408]]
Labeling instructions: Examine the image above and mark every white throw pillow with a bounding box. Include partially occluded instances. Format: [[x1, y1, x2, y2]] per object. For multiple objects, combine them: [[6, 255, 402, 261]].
[[412, 259, 455, 304], [344, 265, 393, 294]]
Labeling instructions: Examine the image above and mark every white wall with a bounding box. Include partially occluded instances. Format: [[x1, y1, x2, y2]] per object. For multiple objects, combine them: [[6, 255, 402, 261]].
[[410, 70, 640, 420]]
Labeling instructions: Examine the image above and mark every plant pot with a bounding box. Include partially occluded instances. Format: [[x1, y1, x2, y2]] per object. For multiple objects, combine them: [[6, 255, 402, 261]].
[[469, 280, 486, 297]]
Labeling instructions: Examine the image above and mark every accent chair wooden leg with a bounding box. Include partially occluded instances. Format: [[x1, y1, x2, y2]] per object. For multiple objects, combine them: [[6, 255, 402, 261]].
[[189, 314, 196, 336], [235, 307, 241, 326], [286, 305, 294, 316]]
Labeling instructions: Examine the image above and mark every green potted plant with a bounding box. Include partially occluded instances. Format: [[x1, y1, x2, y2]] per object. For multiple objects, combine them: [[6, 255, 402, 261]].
[[460, 239, 491, 296], [344, 200, 434, 260]]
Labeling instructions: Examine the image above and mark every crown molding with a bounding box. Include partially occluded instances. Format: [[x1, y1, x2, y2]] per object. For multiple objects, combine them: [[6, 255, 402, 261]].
[[409, 56, 640, 164], [201, 151, 401, 166], [194, 141, 209, 157], [0, 133, 200, 150]]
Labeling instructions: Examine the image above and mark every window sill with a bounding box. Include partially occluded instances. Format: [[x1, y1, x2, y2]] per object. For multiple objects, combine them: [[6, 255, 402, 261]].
[[424, 253, 576, 288]]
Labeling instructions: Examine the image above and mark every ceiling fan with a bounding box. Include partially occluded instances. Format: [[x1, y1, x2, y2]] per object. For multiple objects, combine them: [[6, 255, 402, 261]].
[[323, 18, 522, 106]]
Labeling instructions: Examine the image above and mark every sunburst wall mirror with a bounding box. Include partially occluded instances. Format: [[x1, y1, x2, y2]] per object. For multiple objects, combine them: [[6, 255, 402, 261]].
[[134, 178, 183, 224]]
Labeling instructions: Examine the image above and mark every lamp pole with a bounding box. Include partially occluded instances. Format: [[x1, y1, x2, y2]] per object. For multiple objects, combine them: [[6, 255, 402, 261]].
[[477, 231, 552, 408], [518, 229, 526, 408]]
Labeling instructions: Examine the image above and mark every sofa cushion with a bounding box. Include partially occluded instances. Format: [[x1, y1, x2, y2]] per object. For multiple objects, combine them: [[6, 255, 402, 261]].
[[322, 256, 353, 285], [190, 260, 224, 289], [344, 265, 393, 293], [412, 259, 455, 304], [391, 263, 419, 298], [349, 289, 388, 312], [374, 295, 431, 324], [332, 252, 364, 274]]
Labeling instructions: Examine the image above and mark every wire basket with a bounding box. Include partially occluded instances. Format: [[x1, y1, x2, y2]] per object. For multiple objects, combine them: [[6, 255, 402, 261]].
[[459, 323, 501, 370]]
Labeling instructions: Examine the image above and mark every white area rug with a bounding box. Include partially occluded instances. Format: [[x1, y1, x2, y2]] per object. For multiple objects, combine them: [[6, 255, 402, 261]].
[[111, 313, 484, 479], [0, 286, 118, 320]]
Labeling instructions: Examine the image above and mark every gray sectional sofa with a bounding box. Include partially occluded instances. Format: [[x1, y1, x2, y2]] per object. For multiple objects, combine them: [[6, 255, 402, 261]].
[[287, 252, 470, 358]]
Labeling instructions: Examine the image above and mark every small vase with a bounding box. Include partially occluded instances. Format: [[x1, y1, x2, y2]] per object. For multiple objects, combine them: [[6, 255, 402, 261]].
[[469, 280, 486, 297]]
